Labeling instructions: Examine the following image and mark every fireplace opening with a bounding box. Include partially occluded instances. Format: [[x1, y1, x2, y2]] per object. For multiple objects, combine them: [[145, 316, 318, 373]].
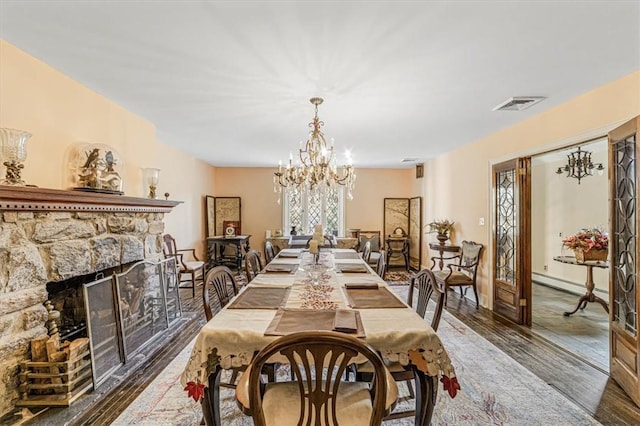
[[46, 264, 130, 342]]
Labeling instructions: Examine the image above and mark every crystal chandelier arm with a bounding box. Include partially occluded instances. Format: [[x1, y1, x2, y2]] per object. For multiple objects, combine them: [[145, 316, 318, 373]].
[[273, 97, 356, 194]]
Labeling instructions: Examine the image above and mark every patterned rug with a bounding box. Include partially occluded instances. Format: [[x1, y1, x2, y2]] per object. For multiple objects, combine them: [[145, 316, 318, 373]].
[[383, 270, 412, 286], [112, 285, 600, 426]]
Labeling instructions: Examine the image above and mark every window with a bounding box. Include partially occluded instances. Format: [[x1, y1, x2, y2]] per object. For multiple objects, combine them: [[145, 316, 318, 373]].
[[283, 187, 345, 236]]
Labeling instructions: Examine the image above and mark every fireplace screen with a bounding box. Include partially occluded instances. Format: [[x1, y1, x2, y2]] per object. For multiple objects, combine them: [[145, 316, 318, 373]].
[[83, 258, 182, 387], [83, 275, 123, 387]]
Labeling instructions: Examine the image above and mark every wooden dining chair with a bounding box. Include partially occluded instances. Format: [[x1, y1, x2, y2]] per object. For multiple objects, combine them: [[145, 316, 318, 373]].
[[359, 230, 382, 266], [376, 249, 387, 278], [201, 266, 241, 391], [356, 269, 444, 421], [264, 240, 276, 264], [432, 240, 484, 307], [244, 250, 263, 283], [361, 240, 372, 263], [235, 331, 397, 426], [162, 234, 205, 297], [202, 266, 239, 321]]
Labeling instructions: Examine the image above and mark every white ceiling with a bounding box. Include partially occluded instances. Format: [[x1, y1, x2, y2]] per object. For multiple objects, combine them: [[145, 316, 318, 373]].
[[1, 1, 639, 168]]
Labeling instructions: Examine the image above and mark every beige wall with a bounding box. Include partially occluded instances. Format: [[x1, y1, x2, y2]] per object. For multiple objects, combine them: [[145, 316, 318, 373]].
[[214, 167, 414, 258], [424, 70, 640, 307], [0, 40, 215, 255], [4, 36, 638, 305]]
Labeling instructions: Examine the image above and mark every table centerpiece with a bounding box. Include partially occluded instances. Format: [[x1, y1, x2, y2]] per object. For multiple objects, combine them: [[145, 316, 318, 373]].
[[562, 227, 608, 262]]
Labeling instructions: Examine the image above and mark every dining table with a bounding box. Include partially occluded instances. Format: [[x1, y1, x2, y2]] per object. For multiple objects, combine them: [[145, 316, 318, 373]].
[[181, 248, 459, 425]]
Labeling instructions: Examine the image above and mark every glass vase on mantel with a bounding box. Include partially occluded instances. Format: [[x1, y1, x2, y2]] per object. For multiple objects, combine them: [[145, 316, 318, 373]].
[[141, 168, 160, 199], [0, 128, 32, 186]]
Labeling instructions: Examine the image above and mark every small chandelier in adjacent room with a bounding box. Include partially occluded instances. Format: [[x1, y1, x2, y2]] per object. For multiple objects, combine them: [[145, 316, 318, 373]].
[[274, 97, 356, 199], [555, 146, 604, 184]]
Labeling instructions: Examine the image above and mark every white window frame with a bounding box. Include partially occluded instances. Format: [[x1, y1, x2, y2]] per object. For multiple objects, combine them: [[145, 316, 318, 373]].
[[283, 187, 345, 236]]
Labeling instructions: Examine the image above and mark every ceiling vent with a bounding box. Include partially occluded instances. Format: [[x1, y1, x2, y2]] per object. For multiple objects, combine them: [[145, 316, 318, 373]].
[[492, 96, 546, 111], [401, 158, 419, 163]]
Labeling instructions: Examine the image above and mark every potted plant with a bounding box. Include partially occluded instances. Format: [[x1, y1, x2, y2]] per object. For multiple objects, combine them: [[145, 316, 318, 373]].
[[426, 219, 455, 244], [562, 227, 608, 262]]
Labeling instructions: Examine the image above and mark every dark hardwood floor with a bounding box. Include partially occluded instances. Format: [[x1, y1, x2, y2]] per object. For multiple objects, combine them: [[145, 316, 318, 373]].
[[532, 282, 609, 372], [444, 290, 640, 425], [16, 268, 640, 426]]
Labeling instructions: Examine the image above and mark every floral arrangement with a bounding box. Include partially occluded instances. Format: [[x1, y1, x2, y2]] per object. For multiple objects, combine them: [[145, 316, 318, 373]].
[[426, 219, 455, 234], [562, 227, 608, 252]]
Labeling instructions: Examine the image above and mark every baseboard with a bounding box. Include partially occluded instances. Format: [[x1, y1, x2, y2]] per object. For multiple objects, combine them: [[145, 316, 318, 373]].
[[532, 272, 609, 299]]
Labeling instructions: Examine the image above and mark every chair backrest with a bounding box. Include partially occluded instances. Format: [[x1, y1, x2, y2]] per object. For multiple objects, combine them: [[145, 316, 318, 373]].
[[358, 230, 381, 252], [376, 249, 386, 278], [162, 234, 177, 258], [361, 240, 372, 263], [459, 240, 484, 278], [304, 235, 335, 248], [323, 235, 336, 248], [202, 266, 238, 321], [409, 269, 445, 331], [162, 233, 185, 269], [289, 234, 310, 248], [264, 241, 276, 264], [248, 331, 389, 426], [244, 250, 263, 282]]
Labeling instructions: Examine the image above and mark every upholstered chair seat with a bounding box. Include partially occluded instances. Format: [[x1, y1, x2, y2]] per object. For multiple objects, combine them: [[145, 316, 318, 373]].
[[236, 331, 397, 426]]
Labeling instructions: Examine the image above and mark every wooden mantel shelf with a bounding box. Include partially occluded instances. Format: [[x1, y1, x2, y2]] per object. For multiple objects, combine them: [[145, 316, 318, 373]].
[[0, 185, 182, 213]]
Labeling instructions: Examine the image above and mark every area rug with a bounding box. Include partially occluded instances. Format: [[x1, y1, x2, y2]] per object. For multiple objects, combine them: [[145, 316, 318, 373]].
[[112, 286, 600, 426]]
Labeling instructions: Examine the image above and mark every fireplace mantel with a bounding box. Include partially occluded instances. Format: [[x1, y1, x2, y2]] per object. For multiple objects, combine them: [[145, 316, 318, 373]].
[[0, 185, 181, 213]]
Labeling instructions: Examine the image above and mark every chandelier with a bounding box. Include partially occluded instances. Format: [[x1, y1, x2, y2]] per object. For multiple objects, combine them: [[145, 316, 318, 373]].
[[555, 146, 604, 184], [274, 97, 356, 199]]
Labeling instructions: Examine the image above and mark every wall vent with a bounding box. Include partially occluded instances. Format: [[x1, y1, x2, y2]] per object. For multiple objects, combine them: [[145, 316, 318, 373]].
[[492, 96, 546, 111]]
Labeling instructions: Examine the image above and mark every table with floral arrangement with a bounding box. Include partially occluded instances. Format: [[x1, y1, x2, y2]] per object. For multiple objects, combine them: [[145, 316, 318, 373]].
[[554, 227, 609, 316]]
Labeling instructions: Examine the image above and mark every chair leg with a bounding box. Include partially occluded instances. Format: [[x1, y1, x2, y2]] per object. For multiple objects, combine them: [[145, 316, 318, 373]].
[[229, 369, 239, 386], [191, 273, 196, 297], [472, 283, 479, 308], [406, 380, 415, 399]]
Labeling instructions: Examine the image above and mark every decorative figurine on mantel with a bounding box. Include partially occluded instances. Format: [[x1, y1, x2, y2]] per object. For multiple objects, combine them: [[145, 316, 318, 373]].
[[68, 143, 124, 194]]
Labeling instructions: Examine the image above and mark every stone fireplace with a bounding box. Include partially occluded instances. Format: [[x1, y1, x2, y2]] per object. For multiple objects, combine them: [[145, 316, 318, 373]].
[[0, 186, 180, 417]]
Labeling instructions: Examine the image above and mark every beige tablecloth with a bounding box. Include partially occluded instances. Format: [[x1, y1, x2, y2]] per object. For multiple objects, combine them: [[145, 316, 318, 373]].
[[181, 249, 457, 391]]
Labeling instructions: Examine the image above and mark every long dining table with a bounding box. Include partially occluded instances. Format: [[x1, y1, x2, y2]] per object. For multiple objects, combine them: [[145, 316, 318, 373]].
[[181, 248, 459, 425]]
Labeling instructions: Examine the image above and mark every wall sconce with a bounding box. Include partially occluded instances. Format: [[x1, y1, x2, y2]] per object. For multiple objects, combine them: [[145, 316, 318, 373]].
[[141, 168, 160, 199], [555, 146, 604, 184], [0, 128, 32, 186]]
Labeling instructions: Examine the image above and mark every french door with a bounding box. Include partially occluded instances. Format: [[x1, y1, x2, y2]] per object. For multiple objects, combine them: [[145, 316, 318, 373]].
[[609, 116, 640, 406], [492, 158, 531, 325]]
